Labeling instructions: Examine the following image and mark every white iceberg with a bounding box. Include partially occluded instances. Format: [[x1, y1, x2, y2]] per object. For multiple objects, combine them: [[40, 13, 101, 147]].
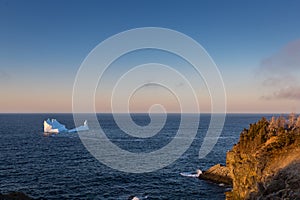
[[43, 119, 88, 133], [43, 119, 68, 133], [68, 120, 89, 133]]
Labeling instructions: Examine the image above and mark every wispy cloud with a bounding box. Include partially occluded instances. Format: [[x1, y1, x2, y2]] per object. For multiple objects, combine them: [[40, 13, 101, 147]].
[[0, 70, 11, 81], [261, 39, 300, 73], [175, 82, 184, 87], [142, 81, 185, 89], [143, 82, 159, 88], [262, 75, 296, 87], [261, 86, 300, 100], [259, 39, 300, 101]]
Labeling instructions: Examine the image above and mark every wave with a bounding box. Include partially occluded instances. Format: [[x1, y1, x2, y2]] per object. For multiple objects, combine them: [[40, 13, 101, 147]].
[[180, 172, 199, 178]]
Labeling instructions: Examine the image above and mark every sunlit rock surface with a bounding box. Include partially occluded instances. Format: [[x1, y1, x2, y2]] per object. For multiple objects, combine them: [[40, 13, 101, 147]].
[[200, 115, 300, 199]]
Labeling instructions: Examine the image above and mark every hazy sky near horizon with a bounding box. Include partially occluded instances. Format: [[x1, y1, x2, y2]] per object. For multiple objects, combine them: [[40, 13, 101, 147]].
[[1, 0, 300, 113]]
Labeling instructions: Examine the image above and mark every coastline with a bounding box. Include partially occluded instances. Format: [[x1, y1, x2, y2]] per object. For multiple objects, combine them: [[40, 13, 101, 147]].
[[199, 115, 300, 199]]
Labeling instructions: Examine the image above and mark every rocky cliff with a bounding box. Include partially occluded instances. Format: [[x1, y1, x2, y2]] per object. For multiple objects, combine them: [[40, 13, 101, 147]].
[[200, 115, 300, 199], [227, 115, 300, 199]]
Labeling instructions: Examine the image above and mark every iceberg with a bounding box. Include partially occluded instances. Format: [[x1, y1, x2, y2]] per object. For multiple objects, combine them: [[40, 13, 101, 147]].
[[43, 119, 88, 134], [68, 120, 89, 133], [43, 119, 68, 133]]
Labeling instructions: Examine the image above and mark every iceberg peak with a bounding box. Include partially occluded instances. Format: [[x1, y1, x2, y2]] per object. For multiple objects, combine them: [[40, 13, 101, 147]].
[[43, 119, 89, 134]]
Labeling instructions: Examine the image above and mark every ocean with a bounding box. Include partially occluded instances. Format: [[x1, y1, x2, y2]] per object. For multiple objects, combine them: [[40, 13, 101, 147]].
[[0, 114, 271, 199]]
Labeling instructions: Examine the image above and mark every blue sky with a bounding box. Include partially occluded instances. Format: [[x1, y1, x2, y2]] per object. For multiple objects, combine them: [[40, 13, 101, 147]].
[[1, 0, 300, 113]]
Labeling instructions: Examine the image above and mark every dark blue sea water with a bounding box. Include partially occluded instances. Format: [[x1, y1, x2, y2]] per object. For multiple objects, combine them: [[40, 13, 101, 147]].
[[0, 114, 272, 199]]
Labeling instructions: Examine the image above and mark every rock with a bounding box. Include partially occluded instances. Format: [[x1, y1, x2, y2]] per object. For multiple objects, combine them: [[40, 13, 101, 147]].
[[200, 115, 300, 199], [226, 116, 300, 199], [128, 195, 140, 200], [254, 161, 300, 199], [199, 164, 232, 185], [0, 192, 33, 200]]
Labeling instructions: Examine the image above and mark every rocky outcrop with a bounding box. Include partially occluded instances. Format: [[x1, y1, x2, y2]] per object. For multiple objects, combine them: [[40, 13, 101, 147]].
[[226, 116, 300, 199], [254, 161, 300, 199], [200, 115, 300, 199], [0, 192, 33, 200], [199, 164, 232, 185]]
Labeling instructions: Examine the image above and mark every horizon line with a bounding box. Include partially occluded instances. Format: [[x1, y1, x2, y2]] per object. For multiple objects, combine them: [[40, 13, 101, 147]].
[[0, 112, 297, 115]]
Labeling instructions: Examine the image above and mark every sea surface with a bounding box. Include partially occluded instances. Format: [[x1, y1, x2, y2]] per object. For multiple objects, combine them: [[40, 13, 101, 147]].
[[0, 113, 273, 199]]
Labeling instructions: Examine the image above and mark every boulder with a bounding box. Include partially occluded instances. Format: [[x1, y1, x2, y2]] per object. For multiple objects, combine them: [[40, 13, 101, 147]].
[[199, 164, 232, 185]]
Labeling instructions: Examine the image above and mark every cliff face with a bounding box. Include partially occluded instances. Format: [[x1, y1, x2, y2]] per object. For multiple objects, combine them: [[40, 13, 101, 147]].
[[226, 116, 300, 199]]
